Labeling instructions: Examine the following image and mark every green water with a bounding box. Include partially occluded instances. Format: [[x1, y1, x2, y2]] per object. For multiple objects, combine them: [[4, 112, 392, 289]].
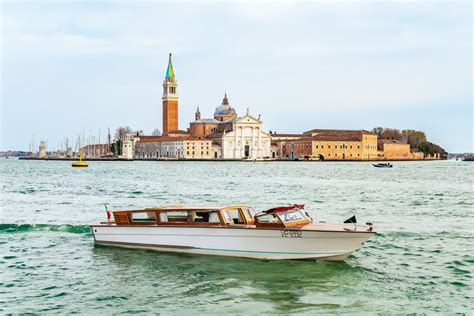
[[1, 159, 472, 314]]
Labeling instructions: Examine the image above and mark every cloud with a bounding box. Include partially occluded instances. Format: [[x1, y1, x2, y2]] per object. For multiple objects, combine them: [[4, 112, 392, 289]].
[[1, 1, 472, 152]]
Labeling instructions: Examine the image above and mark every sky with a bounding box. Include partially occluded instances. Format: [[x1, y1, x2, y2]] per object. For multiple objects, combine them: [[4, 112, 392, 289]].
[[1, 1, 472, 152]]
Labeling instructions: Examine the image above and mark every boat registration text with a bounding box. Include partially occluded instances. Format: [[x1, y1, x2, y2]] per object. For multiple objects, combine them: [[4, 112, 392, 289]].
[[281, 230, 303, 238]]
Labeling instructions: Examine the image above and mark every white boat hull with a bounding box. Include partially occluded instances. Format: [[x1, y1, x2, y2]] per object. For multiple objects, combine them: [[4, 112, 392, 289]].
[[91, 225, 374, 261]]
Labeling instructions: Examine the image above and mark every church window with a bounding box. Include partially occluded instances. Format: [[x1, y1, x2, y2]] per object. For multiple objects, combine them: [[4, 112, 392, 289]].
[[328, 145, 331, 149]]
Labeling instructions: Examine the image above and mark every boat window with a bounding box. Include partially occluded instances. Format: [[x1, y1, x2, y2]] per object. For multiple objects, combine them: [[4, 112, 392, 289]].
[[209, 212, 221, 223], [227, 209, 244, 224], [246, 208, 256, 218], [279, 209, 306, 223], [132, 212, 156, 222], [159, 212, 168, 222], [194, 212, 210, 222], [166, 211, 189, 222], [222, 211, 232, 223], [257, 213, 282, 224]]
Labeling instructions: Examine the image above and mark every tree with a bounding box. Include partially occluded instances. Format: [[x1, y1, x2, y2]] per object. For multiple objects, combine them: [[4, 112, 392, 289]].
[[402, 129, 427, 148], [371, 127, 402, 140], [381, 128, 402, 140], [134, 129, 144, 136], [115, 126, 133, 141], [419, 142, 446, 158], [372, 127, 384, 138], [151, 129, 162, 136]]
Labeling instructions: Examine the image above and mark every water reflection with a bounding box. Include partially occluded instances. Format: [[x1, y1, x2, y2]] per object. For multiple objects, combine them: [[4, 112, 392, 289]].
[[92, 245, 369, 313]]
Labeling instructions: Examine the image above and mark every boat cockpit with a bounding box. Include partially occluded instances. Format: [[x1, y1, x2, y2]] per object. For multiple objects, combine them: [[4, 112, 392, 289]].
[[254, 204, 312, 228]]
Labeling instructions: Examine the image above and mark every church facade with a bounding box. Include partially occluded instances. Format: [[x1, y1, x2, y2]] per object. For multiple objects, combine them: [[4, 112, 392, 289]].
[[188, 94, 271, 159], [220, 114, 271, 159]]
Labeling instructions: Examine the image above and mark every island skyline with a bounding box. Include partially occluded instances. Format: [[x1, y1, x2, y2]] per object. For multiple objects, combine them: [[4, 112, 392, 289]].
[[1, 2, 472, 153]]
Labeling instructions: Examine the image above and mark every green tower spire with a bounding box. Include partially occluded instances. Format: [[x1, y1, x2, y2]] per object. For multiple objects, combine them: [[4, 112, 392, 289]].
[[166, 53, 175, 79]]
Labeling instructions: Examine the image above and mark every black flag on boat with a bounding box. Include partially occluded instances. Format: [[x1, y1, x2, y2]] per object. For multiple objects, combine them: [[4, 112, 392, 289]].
[[344, 215, 357, 224]]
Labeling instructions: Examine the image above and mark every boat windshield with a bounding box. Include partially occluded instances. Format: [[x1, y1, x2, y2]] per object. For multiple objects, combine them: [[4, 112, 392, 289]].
[[279, 209, 306, 223], [255, 213, 282, 224]]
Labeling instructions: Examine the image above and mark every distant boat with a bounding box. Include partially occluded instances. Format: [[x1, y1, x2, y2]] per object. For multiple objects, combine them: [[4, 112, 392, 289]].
[[72, 152, 88, 168], [373, 162, 393, 168], [463, 153, 474, 161]]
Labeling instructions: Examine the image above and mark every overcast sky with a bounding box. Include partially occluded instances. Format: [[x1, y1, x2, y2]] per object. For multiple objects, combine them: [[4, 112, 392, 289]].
[[1, 1, 472, 152]]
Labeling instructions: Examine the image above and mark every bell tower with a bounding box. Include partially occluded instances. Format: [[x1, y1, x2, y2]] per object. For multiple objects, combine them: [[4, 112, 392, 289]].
[[195, 107, 201, 121], [162, 53, 178, 135]]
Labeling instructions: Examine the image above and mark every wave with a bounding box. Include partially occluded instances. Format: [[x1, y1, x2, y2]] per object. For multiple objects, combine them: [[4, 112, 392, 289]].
[[0, 223, 91, 234]]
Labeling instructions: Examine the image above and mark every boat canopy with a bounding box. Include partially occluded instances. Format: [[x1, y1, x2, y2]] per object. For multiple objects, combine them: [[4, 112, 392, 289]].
[[255, 205, 311, 228], [264, 204, 305, 214]]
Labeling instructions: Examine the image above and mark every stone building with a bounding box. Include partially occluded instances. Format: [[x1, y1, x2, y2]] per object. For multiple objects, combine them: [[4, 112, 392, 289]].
[[277, 130, 378, 160], [187, 94, 271, 159], [377, 139, 411, 160], [120, 134, 134, 159], [134, 136, 213, 159], [189, 94, 236, 138], [38, 141, 47, 158]]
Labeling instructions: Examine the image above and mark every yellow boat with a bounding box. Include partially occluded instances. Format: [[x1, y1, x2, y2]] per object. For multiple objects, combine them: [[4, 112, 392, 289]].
[[72, 153, 88, 167]]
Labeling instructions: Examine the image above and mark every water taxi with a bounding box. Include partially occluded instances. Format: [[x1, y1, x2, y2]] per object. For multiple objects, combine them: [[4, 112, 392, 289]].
[[91, 204, 375, 261]]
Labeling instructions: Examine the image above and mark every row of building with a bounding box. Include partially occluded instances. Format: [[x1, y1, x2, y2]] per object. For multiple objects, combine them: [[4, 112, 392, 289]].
[[80, 54, 438, 161]]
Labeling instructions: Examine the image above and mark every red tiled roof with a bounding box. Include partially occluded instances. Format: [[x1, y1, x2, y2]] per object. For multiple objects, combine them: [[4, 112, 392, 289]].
[[378, 139, 408, 145], [276, 134, 363, 143], [271, 134, 303, 137], [167, 130, 189, 134], [136, 136, 211, 143], [303, 129, 375, 136]]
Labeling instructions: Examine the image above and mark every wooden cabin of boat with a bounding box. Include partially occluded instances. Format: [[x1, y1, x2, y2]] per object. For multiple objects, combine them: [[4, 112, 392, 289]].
[[106, 204, 312, 229]]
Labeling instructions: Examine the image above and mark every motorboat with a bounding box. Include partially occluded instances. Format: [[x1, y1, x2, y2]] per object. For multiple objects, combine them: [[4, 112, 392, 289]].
[[91, 204, 375, 261], [373, 162, 392, 168]]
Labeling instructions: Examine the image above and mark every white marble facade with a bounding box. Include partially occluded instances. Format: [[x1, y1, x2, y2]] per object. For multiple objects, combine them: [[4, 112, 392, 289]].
[[221, 114, 271, 159]]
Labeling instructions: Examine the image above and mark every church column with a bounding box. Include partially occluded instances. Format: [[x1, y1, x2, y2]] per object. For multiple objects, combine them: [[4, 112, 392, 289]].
[[234, 125, 238, 159], [257, 127, 261, 157], [241, 127, 244, 158], [251, 126, 256, 158]]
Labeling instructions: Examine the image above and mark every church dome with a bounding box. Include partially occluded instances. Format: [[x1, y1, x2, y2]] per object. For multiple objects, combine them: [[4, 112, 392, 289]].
[[214, 94, 237, 120]]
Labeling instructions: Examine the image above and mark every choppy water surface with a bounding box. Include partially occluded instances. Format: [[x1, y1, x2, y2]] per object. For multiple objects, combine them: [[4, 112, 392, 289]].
[[1, 159, 473, 314]]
